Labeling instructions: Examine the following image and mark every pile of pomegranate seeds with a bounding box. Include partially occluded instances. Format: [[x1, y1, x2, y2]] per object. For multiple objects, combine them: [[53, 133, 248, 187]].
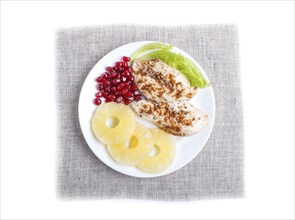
[[93, 56, 143, 106]]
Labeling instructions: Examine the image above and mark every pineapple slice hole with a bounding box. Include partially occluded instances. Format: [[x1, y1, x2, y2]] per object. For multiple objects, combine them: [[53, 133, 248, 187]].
[[125, 136, 138, 149], [91, 103, 136, 145], [150, 145, 160, 157], [137, 128, 176, 174], [106, 117, 120, 128], [107, 123, 153, 166]]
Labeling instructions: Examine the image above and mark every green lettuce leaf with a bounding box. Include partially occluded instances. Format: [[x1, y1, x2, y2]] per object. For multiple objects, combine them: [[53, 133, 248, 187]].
[[131, 42, 172, 60]]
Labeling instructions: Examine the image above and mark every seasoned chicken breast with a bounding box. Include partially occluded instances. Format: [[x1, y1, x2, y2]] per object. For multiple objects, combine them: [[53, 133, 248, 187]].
[[132, 59, 197, 102], [131, 100, 208, 136]]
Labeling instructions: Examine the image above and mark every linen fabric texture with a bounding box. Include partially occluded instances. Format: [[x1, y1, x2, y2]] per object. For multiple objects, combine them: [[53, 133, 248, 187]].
[[56, 24, 244, 201]]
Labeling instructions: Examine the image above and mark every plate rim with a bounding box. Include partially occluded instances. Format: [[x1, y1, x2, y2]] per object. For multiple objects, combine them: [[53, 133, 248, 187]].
[[78, 41, 216, 178]]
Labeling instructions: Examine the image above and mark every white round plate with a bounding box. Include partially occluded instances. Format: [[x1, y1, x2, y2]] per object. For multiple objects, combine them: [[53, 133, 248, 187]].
[[79, 41, 215, 178]]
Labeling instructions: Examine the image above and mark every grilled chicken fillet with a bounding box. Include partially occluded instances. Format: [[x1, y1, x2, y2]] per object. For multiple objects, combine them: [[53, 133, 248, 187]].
[[131, 100, 208, 136], [132, 59, 197, 102]]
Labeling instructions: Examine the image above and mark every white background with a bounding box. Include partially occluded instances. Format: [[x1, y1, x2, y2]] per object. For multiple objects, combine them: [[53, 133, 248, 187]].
[[1, 1, 294, 219]]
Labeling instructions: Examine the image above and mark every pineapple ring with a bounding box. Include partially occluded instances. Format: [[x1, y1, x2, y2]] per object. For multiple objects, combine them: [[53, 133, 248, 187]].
[[107, 123, 153, 166], [91, 102, 136, 144], [137, 128, 176, 174]]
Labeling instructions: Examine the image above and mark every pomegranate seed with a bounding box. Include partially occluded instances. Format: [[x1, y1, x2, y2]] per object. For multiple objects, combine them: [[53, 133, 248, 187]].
[[95, 92, 103, 98], [123, 70, 130, 78], [94, 98, 101, 105], [115, 96, 123, 103], [108, 94, 116, 101], [125, 81, 131, 86], [98, 84, 104, 91], [123, 56, 131, 62], [96, 77, 103, 82], [122, 62, 128, 69], [128, 67, 133, 73], [118, 67, 124, 72], [105, 98, 112, 103], [111, 87, 117, 93], [130, 84, 137, 92], [124, 98, 132, 105], [117, 73, 122, 79], [105, 86, 111, 93], [103, 80, 111, 86], [115, 91, 122, 96], [134, 94, 142, 101], [101, 92, 107, 98], [103, 73, 110, 79], [110, 72, 117, 78], [124, 91, 133, 98], [106, 67, 112, 72], [117, 83, 125, 91], [122, 88, 128, 95], [112, 78, 121, 86], [94, 58, 139, 105]]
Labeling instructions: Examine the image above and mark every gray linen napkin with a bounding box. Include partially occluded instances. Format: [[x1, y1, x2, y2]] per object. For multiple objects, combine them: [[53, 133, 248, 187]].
[[56, 24, 244, 201]]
